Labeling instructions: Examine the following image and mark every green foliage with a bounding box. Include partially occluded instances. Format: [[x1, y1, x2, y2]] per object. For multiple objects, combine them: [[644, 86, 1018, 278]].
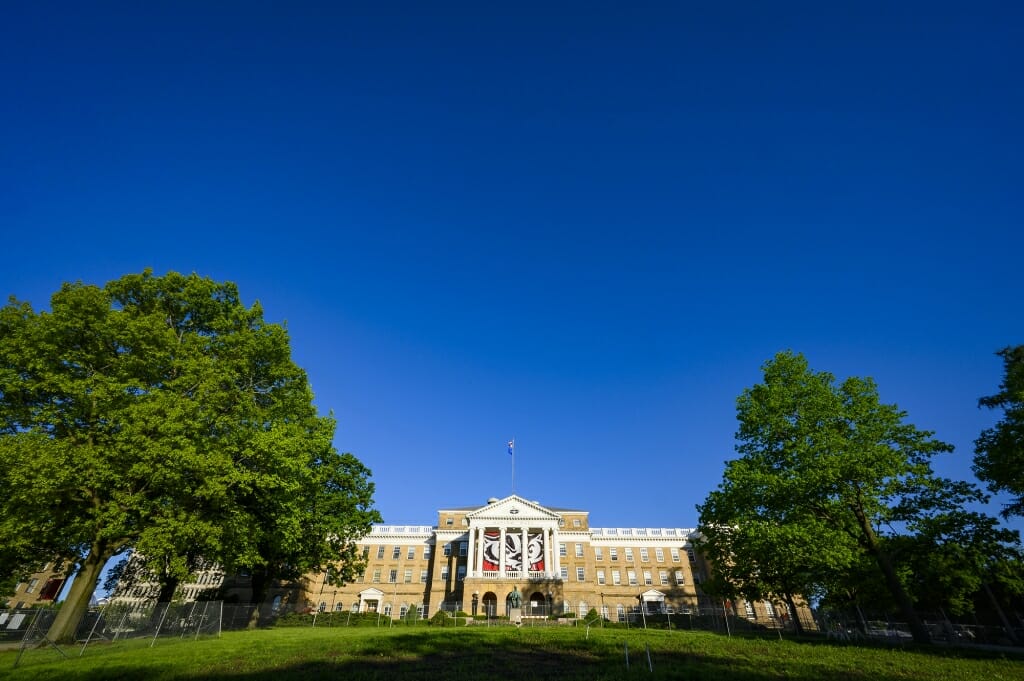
[[428, 610, 449, 626], [697, 351, 1009, 644], [974, 345, 1024, 518], [0, 271, 380, 641]]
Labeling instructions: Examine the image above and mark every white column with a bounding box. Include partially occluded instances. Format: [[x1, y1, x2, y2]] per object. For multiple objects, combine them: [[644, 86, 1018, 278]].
[[499, 527, 506, 573], [466, 526, 476, 578], [548, 524, 557, 573], [553, 527, 561, 578], [522, 527, 529, 573], [476, 527, 485, 574]]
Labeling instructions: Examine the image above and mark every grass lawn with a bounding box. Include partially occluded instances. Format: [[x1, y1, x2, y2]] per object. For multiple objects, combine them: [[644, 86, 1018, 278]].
[[3, 625, 1023, 680]]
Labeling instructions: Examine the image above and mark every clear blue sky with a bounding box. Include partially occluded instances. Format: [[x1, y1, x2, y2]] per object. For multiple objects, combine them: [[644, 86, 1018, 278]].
[[3, 2, 1022, 540]]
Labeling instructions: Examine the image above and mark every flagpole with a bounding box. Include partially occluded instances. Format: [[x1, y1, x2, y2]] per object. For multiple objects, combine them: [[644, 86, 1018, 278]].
[[508, 438, 515, 495]]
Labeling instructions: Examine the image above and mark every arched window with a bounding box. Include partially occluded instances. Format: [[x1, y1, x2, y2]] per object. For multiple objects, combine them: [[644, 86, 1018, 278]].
[[318, 601, 326, 613], [335, 602, 345, 612], [351, 602, 359, 613], [399, 605, 408, 618], [383, 603, 392, 616]]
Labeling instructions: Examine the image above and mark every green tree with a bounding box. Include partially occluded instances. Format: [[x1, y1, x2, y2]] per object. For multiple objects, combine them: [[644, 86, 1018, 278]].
[[975, 346, 1024, 518], [699, 351, 983, 644], [0, 271, 379, 642]]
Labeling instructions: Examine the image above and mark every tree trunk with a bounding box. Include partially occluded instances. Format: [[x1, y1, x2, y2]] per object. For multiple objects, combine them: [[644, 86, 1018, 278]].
[[784, 593, 805, 636], [246, 569, 270, 629], [157, 575, 180, 604], [853, 508, 930, 644], [46, 541, 113, 644]]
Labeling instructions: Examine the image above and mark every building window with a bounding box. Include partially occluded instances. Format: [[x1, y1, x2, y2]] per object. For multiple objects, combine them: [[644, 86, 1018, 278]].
[[445, 517, 453, 526], [670, 549, 680, 562], [574, 543, 583, 558], [601, 604, 609, 620], [640, 548, 649, 562], [744, 601, 755, 619], [357, 571, 365, 583], [628, 570, 637, 586], [659, 570, 668, 585], [441, 566, 449, 580], [765, 601, 775, 617], [559, 543, 567, 557], [443, 543, 452, 557], [319, 601, 327, 613], [560, 567, 569, 580], [558, 518, 565, 527], [384, 604, 392, 616], [418, 604, 428, 619], [351, 602, 359, 613], [459, 541, 467, 557], [674, 570, 684, 585], [594, 547, 603, 561], [362, 546, 370, 559], [404, 569, 413, 583], [617, 604, 625, 622], [377, 546, 385, 559], [576, 567, 585, 582], [372, 569, 381, 583], [573, 519, 581, 527], [407, 547, 415, 560], [597, 570, 606, 585], [687, 548, 697, 563], [420, 570, 428, 583], [399, 605, 408, 618], [392, 546, 401, 559], [457, 566, 466, 581], [655, 548, 664, 562], [644, 570, 652, 586], [26, 579, 39, 594], [389, 570, 398, 583], [335, 602, 345, 611], [612, 570, 621, 585], [424, 545, 432, 558], [610, 548, 618, 561]]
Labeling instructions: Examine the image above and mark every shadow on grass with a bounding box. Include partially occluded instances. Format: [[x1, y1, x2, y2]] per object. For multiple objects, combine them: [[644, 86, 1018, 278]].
[[9, 628, 1022, 681]]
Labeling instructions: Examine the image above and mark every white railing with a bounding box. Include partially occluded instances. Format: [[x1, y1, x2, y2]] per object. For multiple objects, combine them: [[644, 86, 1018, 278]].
[[472, 570, 559, 580]]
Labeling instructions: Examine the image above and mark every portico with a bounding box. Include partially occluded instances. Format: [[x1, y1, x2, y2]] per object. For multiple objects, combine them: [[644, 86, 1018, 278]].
[[463, 496, 564, 581]]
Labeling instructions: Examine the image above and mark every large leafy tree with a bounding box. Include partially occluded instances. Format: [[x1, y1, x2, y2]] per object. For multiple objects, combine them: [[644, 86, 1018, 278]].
[[0, 271, 379, 642], [975, 345, 1024, 518], [698, 351, 986, 644]]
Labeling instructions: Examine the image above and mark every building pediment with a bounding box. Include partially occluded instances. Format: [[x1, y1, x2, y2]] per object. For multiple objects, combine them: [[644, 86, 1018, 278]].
[[358, 588, 384, 599], [466, 495, 562, 523]]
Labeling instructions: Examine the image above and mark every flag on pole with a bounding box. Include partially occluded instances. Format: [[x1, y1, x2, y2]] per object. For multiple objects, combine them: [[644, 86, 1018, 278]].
[[507, 439, 514, 456]]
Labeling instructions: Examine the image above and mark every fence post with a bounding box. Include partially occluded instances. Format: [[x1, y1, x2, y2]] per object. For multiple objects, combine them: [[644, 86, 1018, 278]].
[[150, 603, 170, 648]]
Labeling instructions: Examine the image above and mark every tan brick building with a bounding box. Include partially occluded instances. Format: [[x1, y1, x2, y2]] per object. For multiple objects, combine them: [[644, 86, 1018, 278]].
[[3, 560, 70, 609], [302, 494, 802, 624]]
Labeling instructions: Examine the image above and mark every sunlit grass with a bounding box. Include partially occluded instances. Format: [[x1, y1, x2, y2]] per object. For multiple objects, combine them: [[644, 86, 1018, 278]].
[[4, 625, 1022, 680]]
